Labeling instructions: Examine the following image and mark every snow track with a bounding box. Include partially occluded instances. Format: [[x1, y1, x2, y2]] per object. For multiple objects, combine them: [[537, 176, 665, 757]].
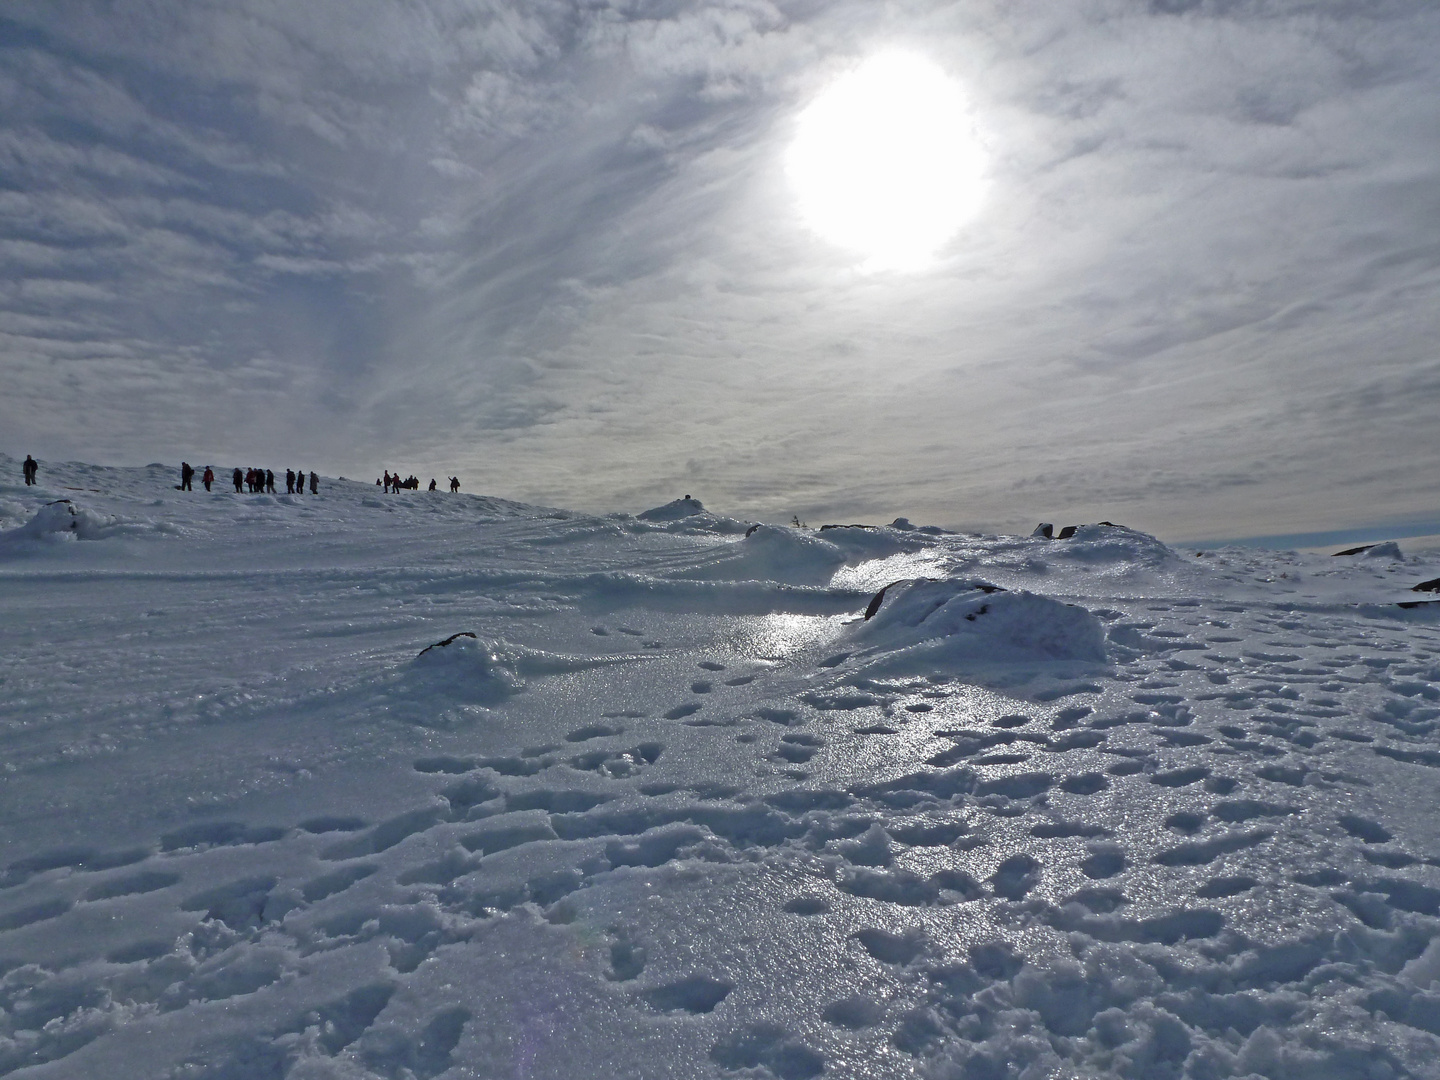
[[2, 458, 1440, 1077]]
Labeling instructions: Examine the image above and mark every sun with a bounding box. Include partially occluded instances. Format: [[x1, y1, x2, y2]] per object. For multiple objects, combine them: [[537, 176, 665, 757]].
[[787, 51, 987, 271]]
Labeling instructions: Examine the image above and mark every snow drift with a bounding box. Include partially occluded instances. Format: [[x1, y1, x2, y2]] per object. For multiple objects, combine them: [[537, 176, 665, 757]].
[[0, 499, 155, 547], [841, 577, 1108, 679]]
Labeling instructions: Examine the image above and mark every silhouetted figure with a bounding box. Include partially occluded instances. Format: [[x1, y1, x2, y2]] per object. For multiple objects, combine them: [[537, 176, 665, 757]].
[[181, 462, 194, 491], [295, 467, 303, 494], [202, 467, 214, 492], [309, 471, 318, 495], [233, 467, 243, 493], [265, 469, 275, 493], [22, 455, 37, 485], [449, 476, 459, 492], [428, 478, 437, 491], [382, 470, 391, 493], [286, 469, 295, 494]]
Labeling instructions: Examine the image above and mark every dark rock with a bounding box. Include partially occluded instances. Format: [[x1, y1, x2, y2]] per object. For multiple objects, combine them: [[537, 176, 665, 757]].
[[417, 631, 476, 657]]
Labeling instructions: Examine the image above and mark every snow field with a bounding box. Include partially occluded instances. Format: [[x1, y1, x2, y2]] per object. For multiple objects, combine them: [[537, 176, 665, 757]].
[[2, 456, 1440, 1078]]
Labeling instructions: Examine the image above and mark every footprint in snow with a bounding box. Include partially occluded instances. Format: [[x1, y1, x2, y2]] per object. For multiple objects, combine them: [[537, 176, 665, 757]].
[[565, 723, 624, 742]]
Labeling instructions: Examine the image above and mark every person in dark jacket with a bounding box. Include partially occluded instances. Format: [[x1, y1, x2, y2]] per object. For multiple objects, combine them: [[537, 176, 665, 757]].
[[286, 468, 295, 494], [309, 470, 318, 495], [449, 476, 459, 492], [265, 469, 275, 493], [233, 467, 243, 493], [181, 462, 194, 491], [22, 455, 37, 485]]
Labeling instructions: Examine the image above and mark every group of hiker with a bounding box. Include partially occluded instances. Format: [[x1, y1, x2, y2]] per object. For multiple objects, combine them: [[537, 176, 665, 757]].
[[177, 462, 318, 494], [19, 456, 462, 499], [380, 471, 459, 493]]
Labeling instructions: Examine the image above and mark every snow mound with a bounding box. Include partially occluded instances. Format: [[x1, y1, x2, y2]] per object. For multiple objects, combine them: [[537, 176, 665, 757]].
[[842, 577, 1107, 677], [1362, 541, 1403, 560], [403, 632, 650, 707], [406, 632, 525, 704], [816, 523, 919, 562], [674, 525, 849, 586], [637, 497, 706, 521], [1042, 523, 1181, 569], [0, 499, 152, 545]]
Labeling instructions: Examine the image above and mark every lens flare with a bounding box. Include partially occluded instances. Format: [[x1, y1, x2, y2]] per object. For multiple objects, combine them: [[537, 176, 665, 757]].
[[787, 51, 987, 271]]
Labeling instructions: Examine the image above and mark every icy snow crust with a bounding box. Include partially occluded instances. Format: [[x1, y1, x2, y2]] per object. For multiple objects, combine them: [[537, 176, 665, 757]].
[[3, 460, 1440, 1078]]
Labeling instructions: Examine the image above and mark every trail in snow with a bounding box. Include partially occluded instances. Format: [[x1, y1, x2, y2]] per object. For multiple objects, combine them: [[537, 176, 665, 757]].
[[2, 456, 1440, 1078]]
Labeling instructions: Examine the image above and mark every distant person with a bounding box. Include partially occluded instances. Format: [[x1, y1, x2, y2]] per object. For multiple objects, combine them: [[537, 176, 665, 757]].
[[449, 476, 459, 493], [22, 455, 37, 485], [295, 467, 304, 494], [265, 469, 276, 493], [382, 470, 391, 493], [428, 478, 437, 491], [202, 466, 214, 492], [180, 462, 194, 491], [286, 468, 295, 494], [309, 471, 318, 494], [232, 467, 243, 493]]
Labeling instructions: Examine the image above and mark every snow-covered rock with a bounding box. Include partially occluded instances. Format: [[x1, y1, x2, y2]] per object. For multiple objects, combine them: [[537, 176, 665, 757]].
[[844, 577, 1108, 679], [636, 496, 706, 521]]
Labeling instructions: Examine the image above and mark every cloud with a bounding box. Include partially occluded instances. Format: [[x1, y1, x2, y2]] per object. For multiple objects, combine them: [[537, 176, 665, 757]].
[[1, 1, 1438, 539]]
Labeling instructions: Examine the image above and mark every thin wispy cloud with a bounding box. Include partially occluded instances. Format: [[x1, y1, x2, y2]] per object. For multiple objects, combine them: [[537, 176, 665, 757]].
[[2, 0, 1438, 539]]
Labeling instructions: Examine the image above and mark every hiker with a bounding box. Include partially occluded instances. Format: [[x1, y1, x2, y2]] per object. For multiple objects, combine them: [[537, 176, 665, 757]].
[[383, 470, 391, 493], [428, 478, 437, 492], [202, 466, 214, 492], [309, 471, 318, 495], [295, 467, 303, 494], [232, 467, 243, 493], [265, 469, 275, 493], [181, 462, 194, 491], [286, 469, 295, 494], [22, 455, 37, 485], [449, 476, 459, 492]]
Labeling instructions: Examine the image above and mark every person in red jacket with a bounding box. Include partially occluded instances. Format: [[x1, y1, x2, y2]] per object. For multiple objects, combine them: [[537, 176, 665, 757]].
[[202, 466, 214, 492]]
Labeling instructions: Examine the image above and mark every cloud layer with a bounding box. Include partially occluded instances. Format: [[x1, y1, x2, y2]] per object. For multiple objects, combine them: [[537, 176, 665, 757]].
[[3, 0, 1438, 539]]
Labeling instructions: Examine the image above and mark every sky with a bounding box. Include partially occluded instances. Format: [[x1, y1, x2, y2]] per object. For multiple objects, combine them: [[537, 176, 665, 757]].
[[2, 0, 1439, 541]]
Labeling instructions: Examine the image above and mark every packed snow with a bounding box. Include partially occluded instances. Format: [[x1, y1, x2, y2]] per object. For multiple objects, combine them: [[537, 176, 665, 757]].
[[3, 455, 1440, 1079]]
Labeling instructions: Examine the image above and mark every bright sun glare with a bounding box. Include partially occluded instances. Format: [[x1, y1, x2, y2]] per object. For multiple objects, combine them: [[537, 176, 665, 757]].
[[787, 51, 986, 271]]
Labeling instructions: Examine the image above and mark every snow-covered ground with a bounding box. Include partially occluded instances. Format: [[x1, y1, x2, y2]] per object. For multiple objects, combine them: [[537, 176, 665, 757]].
[[3, 456, 1440, 1080]]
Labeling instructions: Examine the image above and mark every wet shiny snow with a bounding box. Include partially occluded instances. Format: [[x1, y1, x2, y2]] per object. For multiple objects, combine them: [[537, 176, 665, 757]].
[[2, 459, 1440, 1079]]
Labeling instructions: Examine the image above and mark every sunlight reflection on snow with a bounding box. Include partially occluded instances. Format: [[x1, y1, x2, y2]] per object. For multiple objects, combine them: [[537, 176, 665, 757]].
[[735, 612, 848, 659], [829, 549, 946, 591]]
